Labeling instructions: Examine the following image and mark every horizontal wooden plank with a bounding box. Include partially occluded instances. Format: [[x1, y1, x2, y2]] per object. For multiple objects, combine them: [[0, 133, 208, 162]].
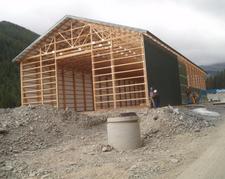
[[43, 81, 56, 85], [115, 75, 144, 81], [43, 99, 57, 103], [23, 84, 41, 88], [22, 66, 40, 72], [116, 83, 145, 88], [23, 101, 41, 105], [23, 72, 41, 78], [23, 61, 40, 67], [95, 100, 114, 104], [114, 68, 144, 75], [95, 86, 113, 91], [43, 93, 56, 97], [95, 93, 113, 97], [24, 96, 41, 99], [116, 90, 145, 95], [24, 89, 41, 93], [42, 70, 56, 74], [116, 97, 146, 102], [23, 78, 41, 83]]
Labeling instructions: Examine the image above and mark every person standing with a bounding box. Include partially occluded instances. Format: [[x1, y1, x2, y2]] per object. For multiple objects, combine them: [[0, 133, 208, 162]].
[[149, 87, 155, 108], [185, 87, 192, 104], [153, 89, 160, 108], [192, 91, 199, 104]]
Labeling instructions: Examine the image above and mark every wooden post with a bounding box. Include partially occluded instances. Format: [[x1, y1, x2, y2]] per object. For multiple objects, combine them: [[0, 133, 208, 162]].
[[82, 72, 87, 111], [124, 80, 128, 106], [124, 81, 128, 106], [134, 82, 137, 106], [20, 62, 24, 106], [109, 30, 117, 109], [90, 25, 97, 111], [118, 80, 122, 107], [72, 70, 77, 111], [106, 77, 110, 108], [35, 67, 40, 103], [61, 67, 66, 109], [40, 49, 44, 104], [91, 73, 95, 111], [70, 20, 73, 46], [99, 77, 103, 109], [54, 36, 59, 108], [141, 35, 150, 107], [128, 81, 132, 105]]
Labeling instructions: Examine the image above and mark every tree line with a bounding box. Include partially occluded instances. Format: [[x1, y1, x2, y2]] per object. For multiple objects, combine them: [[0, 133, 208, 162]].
[[0, 21, 38, 108], [206, 69, 225, 89]]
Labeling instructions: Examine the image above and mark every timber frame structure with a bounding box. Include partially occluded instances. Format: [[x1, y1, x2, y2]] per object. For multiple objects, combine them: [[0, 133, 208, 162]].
[[13, 15, 207, 111]]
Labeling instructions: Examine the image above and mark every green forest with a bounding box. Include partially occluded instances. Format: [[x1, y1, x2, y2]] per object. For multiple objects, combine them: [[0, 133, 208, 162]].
[[206, 69, 225, 89], [0, 21, 38, 108]]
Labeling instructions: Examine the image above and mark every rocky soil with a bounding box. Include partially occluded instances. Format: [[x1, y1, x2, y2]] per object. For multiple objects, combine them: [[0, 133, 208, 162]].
[[0, 105, 107, 158], [0, 104, 223, 179]]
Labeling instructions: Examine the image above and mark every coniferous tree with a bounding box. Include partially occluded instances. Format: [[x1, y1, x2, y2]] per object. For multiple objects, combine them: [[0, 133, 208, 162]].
[[206, 69, 225, 89], [0, 21, 39, 108]]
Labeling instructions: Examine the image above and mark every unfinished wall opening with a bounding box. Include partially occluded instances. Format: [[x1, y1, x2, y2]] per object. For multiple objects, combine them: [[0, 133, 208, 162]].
[[57, 54, 93, 111]]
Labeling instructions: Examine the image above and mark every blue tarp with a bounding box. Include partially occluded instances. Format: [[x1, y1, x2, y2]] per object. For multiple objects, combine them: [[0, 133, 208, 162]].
[[207, 89, 225, 94]]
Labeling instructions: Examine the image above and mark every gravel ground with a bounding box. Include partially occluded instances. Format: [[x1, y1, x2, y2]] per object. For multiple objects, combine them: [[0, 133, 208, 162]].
[[0, 104, 223, 178]]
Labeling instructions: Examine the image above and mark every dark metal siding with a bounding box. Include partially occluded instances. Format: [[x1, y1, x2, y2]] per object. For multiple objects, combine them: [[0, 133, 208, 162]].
[[144, 36, 182, 106], [178, 61, 188, 104]]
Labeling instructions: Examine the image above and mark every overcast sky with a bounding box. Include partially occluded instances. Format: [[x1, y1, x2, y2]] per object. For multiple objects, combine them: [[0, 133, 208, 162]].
[[0, 0, 225, 65]]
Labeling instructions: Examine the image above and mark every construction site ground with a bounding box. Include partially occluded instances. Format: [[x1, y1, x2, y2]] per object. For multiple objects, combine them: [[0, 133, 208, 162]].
[[0, 103, 224, 179]]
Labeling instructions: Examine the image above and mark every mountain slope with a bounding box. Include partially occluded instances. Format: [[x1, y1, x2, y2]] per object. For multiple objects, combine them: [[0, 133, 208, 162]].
[[0, 21, 39, 107], [201, 62, 225, 76]]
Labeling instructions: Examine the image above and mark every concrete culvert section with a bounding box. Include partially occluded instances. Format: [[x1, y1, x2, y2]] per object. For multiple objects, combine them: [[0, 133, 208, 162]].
[[107, 112, 141, 150]]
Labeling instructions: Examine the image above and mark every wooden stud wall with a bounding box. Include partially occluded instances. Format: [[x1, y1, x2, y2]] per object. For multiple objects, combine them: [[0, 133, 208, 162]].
[[178, 56, 206, 90], [20, 18, 150, 111], [90, 25, 147, 110], [21, 51, 57, 106]]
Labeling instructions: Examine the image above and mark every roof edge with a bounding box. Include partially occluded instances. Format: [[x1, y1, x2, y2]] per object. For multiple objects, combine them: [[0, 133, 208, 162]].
[[12, 15, 147, 63], [12, 15, 74, 63], [12, 15, 207, 75]]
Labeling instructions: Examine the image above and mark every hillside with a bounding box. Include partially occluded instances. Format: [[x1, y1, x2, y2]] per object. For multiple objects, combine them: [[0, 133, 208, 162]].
[[201, 62, 225, 76], [201, 62, 225, 89], [0, 21, 39, 107]]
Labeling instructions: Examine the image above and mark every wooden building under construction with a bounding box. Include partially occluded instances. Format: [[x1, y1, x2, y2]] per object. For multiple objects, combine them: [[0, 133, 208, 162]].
[[13, 15, 207, 111]]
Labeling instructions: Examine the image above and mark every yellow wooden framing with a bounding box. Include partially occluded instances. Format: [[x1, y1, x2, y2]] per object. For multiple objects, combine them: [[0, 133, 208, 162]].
[[19, 18, 153, 111]]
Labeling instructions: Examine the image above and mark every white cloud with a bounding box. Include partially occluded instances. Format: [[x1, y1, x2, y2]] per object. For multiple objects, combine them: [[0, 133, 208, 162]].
[[0, 0, 224, 65]]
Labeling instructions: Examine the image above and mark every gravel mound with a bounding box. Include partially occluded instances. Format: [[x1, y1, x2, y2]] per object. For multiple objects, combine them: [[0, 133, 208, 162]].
[[0, 105, 106, 157], [0, 105, 220, 159], [0, 105, 222, 179], [140, 106, 219, 140]]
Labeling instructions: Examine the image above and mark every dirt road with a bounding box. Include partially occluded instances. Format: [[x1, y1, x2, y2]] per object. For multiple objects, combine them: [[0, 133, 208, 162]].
[[177, 108, 225, 179]]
